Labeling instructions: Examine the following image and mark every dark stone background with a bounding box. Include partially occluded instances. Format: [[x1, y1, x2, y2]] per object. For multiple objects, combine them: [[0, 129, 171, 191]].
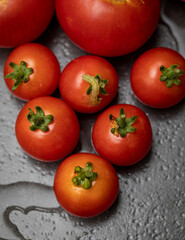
[[0, 0, 185, 239]]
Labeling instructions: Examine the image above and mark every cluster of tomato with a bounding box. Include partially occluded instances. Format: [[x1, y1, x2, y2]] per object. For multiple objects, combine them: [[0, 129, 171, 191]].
[[1, 0, 185, 218]]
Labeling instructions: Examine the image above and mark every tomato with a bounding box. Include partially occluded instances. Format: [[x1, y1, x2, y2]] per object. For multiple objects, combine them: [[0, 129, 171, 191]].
[[53, 153, 119, 217], [0, 0, 54, 47], [59, 55, 118, 113], [55, 0, 160, 57], [15, 96, 80, 161], [130, 47, 185, 108], [4, 43, 60, 101], [92, 104, 152, 166]]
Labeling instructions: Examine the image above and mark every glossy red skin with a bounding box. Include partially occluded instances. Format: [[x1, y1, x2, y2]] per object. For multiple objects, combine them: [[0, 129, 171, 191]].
[[92, 104, 152, 166], [53, 153, 119, 218], [55, 0, 160, 57], [4, 43, 60, 101], [0, 0, 54, 47], [130, 47, 185, 108], [59, 55, 118, 113], [15, 97, 80, 162]]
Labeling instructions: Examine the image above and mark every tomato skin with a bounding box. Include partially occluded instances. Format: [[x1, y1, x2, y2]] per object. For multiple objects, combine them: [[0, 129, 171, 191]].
[[55, 0, 160, 57], [4, 43, 60, 101], [15, 97, 80, 162], [0, 0, 54, 47], [59, 55, 118, 113], [130, 47, 185, 108], [92, 104, 152, 166], [53, 153, 119, 218]]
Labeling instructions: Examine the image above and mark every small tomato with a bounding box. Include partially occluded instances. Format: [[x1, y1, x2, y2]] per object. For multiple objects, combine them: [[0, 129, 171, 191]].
[[53, 153, 119, 217], [4, 43, 60, 101], [15, 96, 80, 161], [59, 55, 118, 113], [130, 47, 185, 108], [92, 104, 152, 166]]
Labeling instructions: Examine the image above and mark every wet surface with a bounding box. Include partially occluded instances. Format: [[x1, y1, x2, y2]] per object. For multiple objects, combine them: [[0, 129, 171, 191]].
[[0, 0, 185, 239]]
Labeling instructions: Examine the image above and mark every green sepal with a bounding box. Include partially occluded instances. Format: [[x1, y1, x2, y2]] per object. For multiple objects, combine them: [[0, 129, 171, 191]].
[[72, 162, 98, 190], [82, 73, 109, 106], [27, 106, 54, 132], [111, 128, 115, 134], [74, 166, 82, 173], [126, 115, 137, 127], [90, 172, 98, 181], [5, 61, 33, 91], [96, 74, 108, 96], [81, 178, 92, 189], [86, 85, 92, 95], [99, 87, 108, 95], [109, 108, 137, 138], [160, 64, 184, 88], [118, 128, 127, 137]]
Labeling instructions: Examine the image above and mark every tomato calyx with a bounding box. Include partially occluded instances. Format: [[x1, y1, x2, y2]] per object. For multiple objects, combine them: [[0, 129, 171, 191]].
[[109, 108, 137, 137], [160, 64, 184, 88], [82, 74, 108, 106], [72, 162, 98, 189], [27, 106, 54, 132], [5, 61, 33, 91]]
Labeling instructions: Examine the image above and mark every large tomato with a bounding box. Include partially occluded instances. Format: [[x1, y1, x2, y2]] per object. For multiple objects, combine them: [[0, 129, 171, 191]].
[[15, 97, 80, 161], [55, 0, 160, 57], [4, 43, 60, 101], [53, 153, 119, 217], [92, 104, 152, 166], [59, 55, 118, 113], [130, 47, 185, 108], [0, 0, 54, 47]]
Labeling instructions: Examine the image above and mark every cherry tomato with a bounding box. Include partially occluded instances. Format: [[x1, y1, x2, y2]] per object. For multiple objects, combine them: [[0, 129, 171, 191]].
[[130, 47, 185, 108], [53, 153, 119, 217], [92, 104, 152, 166], [0, 0, 54, 47], [55, 0, 160, 57], [4, 43, 60, 101], [59, 55, 118, 113], [15, 96, 80, 161]]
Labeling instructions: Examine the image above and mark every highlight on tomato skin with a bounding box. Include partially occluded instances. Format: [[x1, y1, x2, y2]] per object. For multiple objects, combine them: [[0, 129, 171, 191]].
[[15, 96, 80, 162], [59, 55, 118, 113], [130, 47, 185, 108], [92, 104, 153, 166], [55, 0, 160, 57], [53, 153, 119, 218], [4, 43, 60, 101]]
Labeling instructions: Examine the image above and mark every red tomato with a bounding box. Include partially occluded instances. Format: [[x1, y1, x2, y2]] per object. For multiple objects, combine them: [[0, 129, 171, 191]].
[[15, 97, 80, 161], [59, 55, 118, 113], [130, 47, 185, 108], [0, 0, 54, 47], [92, 104, 152, 166], [4, 43, 60, 101], [53, 153, 119, 217], [55, 0, 160, 57]]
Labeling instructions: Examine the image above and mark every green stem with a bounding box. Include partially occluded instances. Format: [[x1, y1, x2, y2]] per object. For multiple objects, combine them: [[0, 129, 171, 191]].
[[27, 106, 54, 132], [119, 114, 126, 128], [109, 108, 137, 137], [72, 162, 98, 189], [160, 64, 184, 88], [82, 74, 108, 106], [5, 61, 33, 91]]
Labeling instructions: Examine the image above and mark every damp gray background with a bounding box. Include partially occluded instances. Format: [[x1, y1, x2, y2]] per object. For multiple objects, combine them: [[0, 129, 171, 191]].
[[0, 0, 185, 239]]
